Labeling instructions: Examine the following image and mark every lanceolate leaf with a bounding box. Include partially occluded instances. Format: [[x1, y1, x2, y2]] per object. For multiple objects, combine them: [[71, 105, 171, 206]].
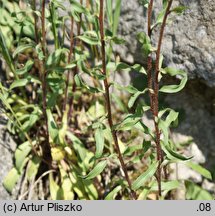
[[82, 160, 107, 180], [132, 162, 159, 190], [66, 131, 87, 161], [78, 31, 99, 45], [115, 114, 141, 131], [151, 180, 180, 191], [113, 0, 121, 36], [162, 142, 193, 161], [186, 162, 212, 180]]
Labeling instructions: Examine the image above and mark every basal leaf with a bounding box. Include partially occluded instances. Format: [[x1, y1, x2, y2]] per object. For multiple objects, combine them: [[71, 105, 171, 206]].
[[26, 156, 41, 181], [3, 168, 20, 193], [15, 140, 36, 172]]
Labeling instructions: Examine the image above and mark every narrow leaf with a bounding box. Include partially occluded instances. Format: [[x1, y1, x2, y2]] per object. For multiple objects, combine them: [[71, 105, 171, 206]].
[[105, 185, 122, 200], [83, 160, 107, 180], [132, 162, 159, 190], [187, 162, 212, 180]]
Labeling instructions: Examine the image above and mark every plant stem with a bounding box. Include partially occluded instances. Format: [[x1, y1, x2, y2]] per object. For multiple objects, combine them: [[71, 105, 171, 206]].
[[68, 0, 83, 123], [146, 0, 162, 196], [41, 0, 46, 57], [40, 0, 51, 161], [99, 0, 137, 200], [146, 0, 154, 115], [153, 0, 173, 196], [32, 0, 39, 43]]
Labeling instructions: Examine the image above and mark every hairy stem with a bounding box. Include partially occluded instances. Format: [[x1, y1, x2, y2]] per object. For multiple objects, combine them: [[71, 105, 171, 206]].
[[40, 0, 51, 161], [99, 0, 137, 200], [154, 0, 173, 195], [146, 0, 162, 196]]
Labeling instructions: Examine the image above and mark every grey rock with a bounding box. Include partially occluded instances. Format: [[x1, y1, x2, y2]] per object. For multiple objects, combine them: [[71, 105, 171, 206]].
[[117, 0, 215, 87], [0, 125, 19, 199]]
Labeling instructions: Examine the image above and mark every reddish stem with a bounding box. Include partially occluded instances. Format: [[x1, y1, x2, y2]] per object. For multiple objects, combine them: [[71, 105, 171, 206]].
[[99, 0, 137, 200]]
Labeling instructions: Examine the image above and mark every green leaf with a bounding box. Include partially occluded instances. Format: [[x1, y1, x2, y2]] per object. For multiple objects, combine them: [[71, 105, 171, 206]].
[[70, 0, 86, 13], [3, 168, 20, 193], [132, 161, 159, 190], [46, 109, 59, 142], [66, 131, 86, 161], [160, 67, 187, 93], [151, 180, 180, 191], [112, 93, 128, 113], [83, 160, 107, 180], [26, 156, 41, 180], [128, 89, 148, 108], [186, 162, 212, 180], [137, 32, 153, 56], [46, 49, 64, 67], [113, 0, 121, 36], [10, 79, 28, 90], [0, 27, 15, 74], [95, 128, 105, 158], [49, 173, 64, 200], [75, 74, 104, 93], [151, 7, 166, 30], [105, 185, 122, 200], [162, 142, 193, 161], [78, 31, 99, 45], [185, 181, 213, 200], [16, 60, 34, 75], [115, 114, 141, 131], [13, 43, 35, 58], [171, 6, 187, 14], [15, 141, 32, 172]]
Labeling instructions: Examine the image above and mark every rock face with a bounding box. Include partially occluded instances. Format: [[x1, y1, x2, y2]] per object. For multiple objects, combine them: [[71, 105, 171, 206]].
[[117, 0, 215, 195], [0, 124, 18, 199], [117, 0, 215, 87]]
